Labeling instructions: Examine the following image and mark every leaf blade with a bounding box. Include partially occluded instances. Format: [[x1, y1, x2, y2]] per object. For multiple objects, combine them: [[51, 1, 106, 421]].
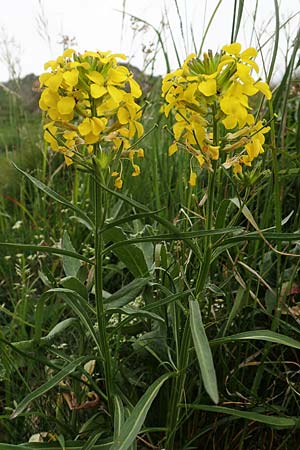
[[110, 373, 171, 450], [189, 300, 219, 404]]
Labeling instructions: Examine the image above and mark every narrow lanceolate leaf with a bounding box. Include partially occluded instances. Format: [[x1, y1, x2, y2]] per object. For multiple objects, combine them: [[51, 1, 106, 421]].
[[104, 277, 150, 308], [103, 226, 149, 278], [11, 355, 90, 419], [12, 162, 94, 230], [0, 242, 93, 265], [62, 231, 81, 277], [44, 288, 101, 356], [12, 317, 78, 351], [110, 373, 172, 450], [0, 445, 32, 450], [180, 404, 297, 429], [114, 395, 125, 441], [189, 300, 219, 404], [211, 330, 300, 349]]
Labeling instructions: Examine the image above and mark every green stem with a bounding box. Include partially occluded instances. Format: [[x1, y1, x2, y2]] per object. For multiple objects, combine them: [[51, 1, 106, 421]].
[[166, 109, 219, 449], [166, 316, 191, 450], [93, 158, 114, 416], [195, 107, 218, 297]]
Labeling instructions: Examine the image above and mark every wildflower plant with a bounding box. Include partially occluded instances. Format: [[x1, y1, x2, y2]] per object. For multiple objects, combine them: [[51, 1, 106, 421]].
[[39, 48, 144, 188], [162, 42, 272, 184], [38, 48, 146, 415], [161, 44, 273, 448]]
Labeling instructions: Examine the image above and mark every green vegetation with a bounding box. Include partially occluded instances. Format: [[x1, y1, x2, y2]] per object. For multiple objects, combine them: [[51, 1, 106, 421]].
[[0, 1, 300, 449]]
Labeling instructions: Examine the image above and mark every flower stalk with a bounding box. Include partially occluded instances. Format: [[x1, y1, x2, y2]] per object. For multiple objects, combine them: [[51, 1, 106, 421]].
[[93, 156, 114, 415]]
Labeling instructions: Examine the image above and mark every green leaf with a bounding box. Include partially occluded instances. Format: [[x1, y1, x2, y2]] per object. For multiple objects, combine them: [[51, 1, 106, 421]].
[[180, 404, 298, 428], [61, 276, 89, 301], [0, 242, 92, 265], [211, 330, 300, 349], [2, 440, 114, 449], [12, 318, 78, 351], [189, 300, 219, 404], [107, 305, 164, 323], [103, 227, 149, 277], [44, 288, 101, 356], [114, 395, 125, 441], [12, 162, 94, 230], [222, 287, 245, 336], [110, 373, 172, 450], [62, 231, 81, 277], [104, 278, 149, 308], [0, 445, 32, 450], [11, 355, 90, 419]]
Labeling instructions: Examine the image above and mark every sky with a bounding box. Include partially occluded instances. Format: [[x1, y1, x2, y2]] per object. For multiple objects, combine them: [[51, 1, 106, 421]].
[[0, 0, 299, 82]]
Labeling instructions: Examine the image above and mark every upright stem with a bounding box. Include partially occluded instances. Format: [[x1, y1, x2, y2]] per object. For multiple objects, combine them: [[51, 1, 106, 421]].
[[195, 107, 218, 297], [166, 109, 218, 449], [93, 159, 114, 416]]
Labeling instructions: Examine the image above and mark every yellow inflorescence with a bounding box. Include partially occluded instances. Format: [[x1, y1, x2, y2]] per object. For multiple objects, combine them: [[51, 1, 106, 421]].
[[39, 49, 144, 188], [161, 42, 272, 183]]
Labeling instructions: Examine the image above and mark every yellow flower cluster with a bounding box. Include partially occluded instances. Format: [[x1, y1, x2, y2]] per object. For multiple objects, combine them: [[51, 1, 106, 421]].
[[39, 49, 144, 188], [161, 42, 272, 183]]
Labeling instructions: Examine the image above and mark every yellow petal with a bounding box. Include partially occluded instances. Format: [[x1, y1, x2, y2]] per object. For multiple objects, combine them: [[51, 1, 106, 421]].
[[246, 59, 259, 73], [108, 67, 128, 83], [110, 53, 127, 60], [196, 154, 205, 166], [87, 71, 104, 85], [118, 107, 130, 124], [240, 47, 257, 59], [40, 89, 59, 108], [173, 121, 186, 140], [87, 145, 94, 154], [39, 72, 51, 87], [198, 78, 216, 96], [222, 42, 242, 55], [107, 85, 124, 103], [131, 164, 140, 177], [84, 132, 100, 144], [134, 121, 144, 138], [63, 70, 79, 87], [255, 81, 272, 100], [63, 131, 77, 140], [46, 73, 63, 92], [63, 48, 76, 58], [44, 60, 59, 70], [168, 142, 178, 156], [91, 117, 107, 135], [129, 78, 142, 98], [115, 177, 123, 189], [78, 118, 92, 136], [188, 171, 197, 187], [57, 97, 75, 115], [90, 84, 107, 98], [82, 51, 100, 59], [222, 115, 237, 129], [193, 123, 205, 146], [233, 162, 242, 174]]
